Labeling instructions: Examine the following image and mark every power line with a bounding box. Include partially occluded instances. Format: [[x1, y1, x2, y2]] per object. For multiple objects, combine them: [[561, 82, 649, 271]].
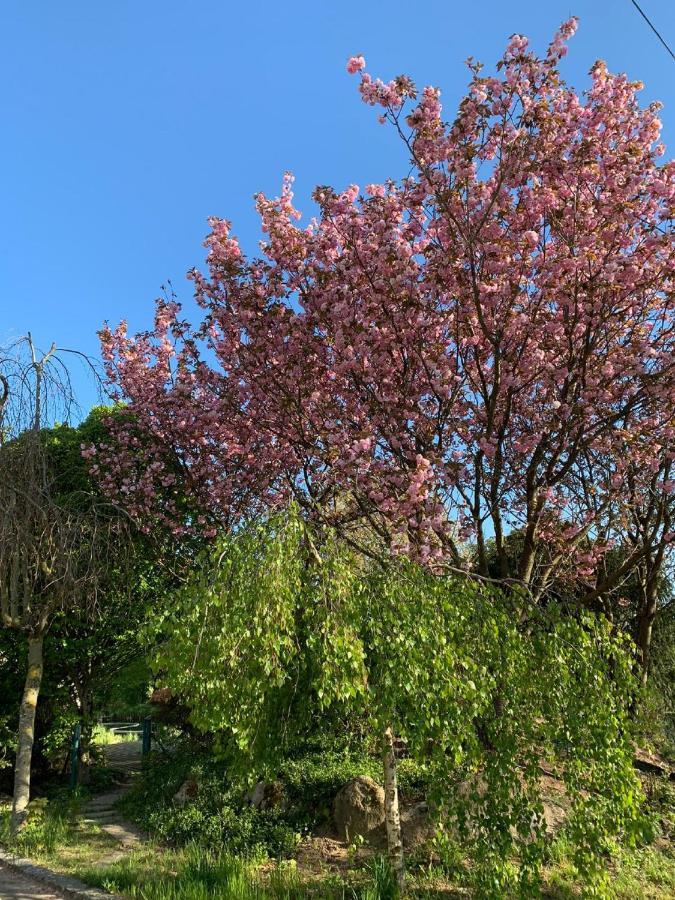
[[630, 0, 675, 63]]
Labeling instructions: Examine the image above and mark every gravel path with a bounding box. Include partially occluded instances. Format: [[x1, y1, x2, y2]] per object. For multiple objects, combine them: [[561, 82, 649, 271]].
[[0, 861, 67, 899]]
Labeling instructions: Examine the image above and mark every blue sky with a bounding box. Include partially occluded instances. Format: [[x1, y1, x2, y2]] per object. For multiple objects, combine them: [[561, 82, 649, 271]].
[[1, 0, 674, 416]]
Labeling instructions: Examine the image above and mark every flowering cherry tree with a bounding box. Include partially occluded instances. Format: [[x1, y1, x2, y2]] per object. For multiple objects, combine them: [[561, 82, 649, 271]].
[[95, 19, 675, 604]]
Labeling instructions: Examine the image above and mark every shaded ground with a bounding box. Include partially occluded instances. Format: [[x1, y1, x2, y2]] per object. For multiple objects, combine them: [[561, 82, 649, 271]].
[[0, 861, 67, 899]]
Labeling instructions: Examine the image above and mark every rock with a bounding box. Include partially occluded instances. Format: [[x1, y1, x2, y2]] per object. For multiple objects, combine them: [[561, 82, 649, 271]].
[[334, 776, 385, 841], [539, 771, 570, 835], [401, 800, 435, 849], [633, 747, 675, 781], [542, 798, 568, 835], [173, 778, 199, 807], [247, 780, 285, 811]]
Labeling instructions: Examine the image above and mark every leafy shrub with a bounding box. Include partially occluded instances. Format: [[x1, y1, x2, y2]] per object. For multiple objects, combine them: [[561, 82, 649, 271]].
[[120, 734, 429, 861], [120, 744, 298, 857]]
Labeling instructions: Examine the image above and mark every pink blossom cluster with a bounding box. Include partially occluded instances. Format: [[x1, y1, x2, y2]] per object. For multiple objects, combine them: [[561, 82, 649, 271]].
[[93, 20, 675, 593]]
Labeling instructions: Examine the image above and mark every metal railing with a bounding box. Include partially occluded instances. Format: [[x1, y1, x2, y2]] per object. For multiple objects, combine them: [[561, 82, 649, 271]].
[[69, 716, 152, 789]]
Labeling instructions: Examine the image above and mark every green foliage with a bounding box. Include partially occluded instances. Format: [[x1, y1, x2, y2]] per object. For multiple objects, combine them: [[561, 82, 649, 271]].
[[0, 407, 182, 788], [99, 657, 154, 720], [153, 509, 647, 897], [38, 708, 79, 764], [91, 724, 140, 746], [545, 833, 675, 899], [0, 714, 16, 770], [119, 736, 416, 858], [120, 745, 299, 857]]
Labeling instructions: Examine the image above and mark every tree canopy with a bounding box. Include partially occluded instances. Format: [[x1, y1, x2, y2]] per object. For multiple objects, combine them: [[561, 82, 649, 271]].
[[95, 19, 673, 606]]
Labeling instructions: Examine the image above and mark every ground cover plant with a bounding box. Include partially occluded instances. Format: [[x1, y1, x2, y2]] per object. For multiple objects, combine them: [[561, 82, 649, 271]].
[[1, 755, 673, 899]]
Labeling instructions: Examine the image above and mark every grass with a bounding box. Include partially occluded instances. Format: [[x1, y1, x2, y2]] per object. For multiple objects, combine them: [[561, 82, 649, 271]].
[[3, 792, 674, 898], [78, 845, 406, 899], [79, 845, 313, 899], [544, 842, 675, 899], [0, 797, 399, 898], [0, 794, 120, 865], [92, 724, 141, 746]]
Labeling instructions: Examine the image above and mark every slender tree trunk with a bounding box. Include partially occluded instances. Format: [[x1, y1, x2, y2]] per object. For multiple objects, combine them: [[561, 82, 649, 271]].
[[382, 725, 404, 891], [11, 631, 44, 834], [636, 585, 658, 689], [78, 686, 94, 785]]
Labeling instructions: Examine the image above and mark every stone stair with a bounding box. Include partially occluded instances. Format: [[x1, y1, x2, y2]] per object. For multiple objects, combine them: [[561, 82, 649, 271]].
[[79, 740, 145, 853]]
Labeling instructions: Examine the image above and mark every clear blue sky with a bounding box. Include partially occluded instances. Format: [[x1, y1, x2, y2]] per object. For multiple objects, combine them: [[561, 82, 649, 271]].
[[1, 0, 673, 416]]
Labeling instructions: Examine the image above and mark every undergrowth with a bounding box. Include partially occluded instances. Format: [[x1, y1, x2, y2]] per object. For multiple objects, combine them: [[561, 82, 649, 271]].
[[119, 736, 425, 859]]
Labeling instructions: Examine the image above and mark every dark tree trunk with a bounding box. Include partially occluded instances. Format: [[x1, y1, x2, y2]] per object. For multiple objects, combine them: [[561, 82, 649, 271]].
[[636, 582, 658, 689]]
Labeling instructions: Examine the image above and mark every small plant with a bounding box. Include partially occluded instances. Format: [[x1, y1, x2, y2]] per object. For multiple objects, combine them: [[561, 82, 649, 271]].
[[347, 832, 365, 861], [356, 856, 398, 900]]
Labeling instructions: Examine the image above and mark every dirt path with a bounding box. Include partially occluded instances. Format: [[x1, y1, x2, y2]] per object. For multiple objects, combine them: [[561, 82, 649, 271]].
[[0, 861, 68, 898]]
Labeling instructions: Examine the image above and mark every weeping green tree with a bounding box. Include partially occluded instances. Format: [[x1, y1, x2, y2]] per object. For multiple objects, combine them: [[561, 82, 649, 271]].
[[153, 509, 646, 897]]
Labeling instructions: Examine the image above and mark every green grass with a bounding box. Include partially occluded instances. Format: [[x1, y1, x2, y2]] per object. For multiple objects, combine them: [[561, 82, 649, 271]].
[[0, 795, 77, 855], [79, 845, 310, 899], [79, 844, 404, 899], [3, 792, 673, 898], [92, 724, 141, 746], [542, 835, 675, 899], [0, 797, 399, 898], [0, 794, 120, 864]]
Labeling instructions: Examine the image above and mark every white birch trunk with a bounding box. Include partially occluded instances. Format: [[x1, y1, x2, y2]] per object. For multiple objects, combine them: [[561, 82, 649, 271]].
[[382, 725, 404, 890]]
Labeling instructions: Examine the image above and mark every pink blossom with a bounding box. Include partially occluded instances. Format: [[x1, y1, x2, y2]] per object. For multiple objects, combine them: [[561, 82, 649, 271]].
[[346, 55, 366, 74], [93, 19, 675, 588]]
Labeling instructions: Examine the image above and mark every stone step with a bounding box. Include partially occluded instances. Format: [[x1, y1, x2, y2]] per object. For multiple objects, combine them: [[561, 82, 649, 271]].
[[85, 797, 125, 808], [78, 768, 145, 851], [85, 795, 126, 807]]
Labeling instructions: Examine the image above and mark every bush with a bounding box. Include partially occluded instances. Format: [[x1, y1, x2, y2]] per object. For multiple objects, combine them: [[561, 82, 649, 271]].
[[120, 743, 297, 857], [119, 734, 429, 860]]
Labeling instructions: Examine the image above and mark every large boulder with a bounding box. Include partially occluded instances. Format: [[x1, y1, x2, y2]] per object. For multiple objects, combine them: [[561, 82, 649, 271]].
[[334, 776, 385, 841]]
